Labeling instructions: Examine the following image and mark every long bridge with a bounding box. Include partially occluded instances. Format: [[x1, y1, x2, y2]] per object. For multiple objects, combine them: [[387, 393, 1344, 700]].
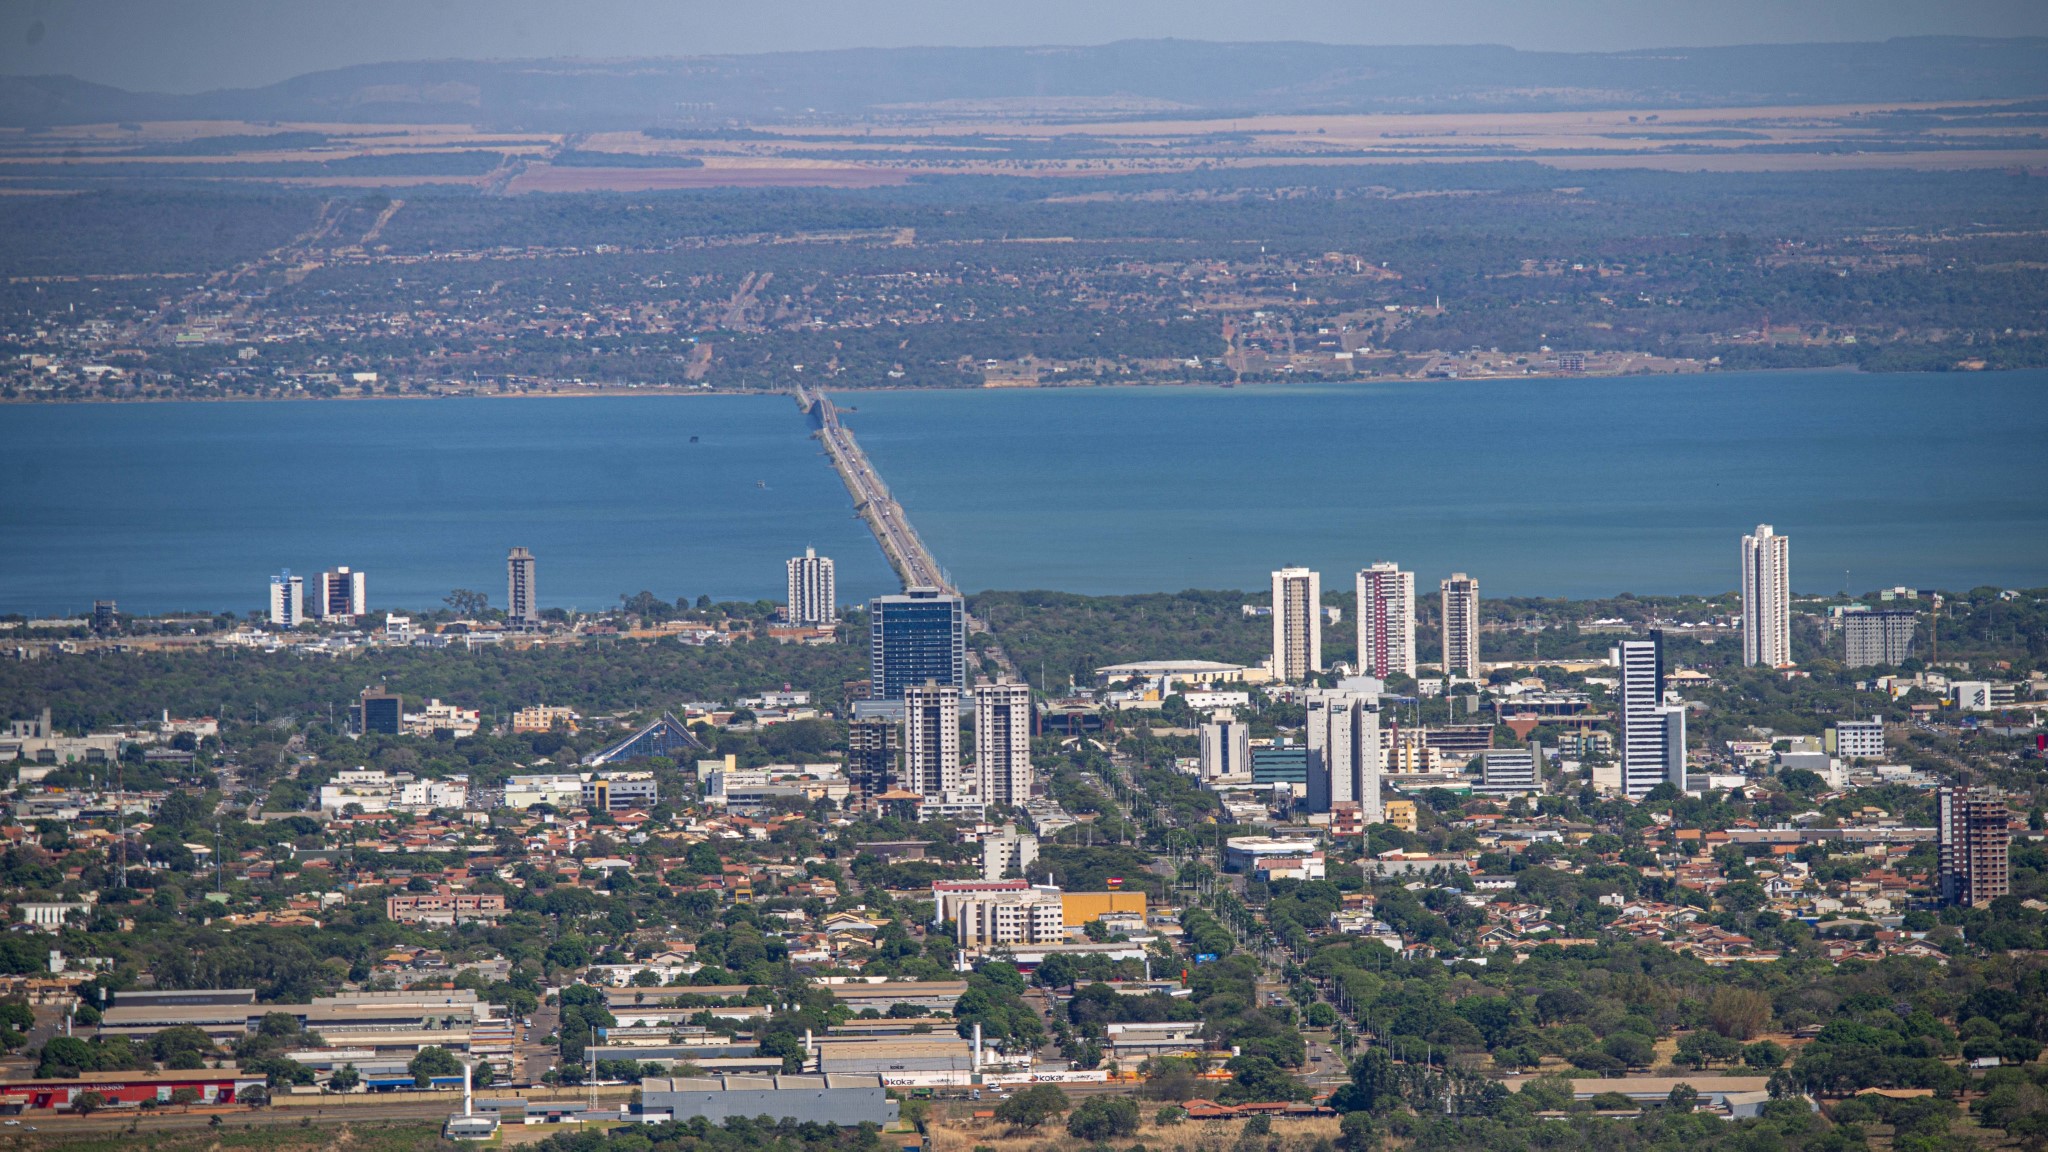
[[795, 384, 951, 593]]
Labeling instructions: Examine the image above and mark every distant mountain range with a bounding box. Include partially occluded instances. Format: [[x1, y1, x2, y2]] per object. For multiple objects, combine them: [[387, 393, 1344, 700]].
[[4, 37, 2046, 128]]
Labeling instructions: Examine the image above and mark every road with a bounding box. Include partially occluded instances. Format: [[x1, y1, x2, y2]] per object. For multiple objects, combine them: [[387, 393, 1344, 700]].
[[797, 386, 948, 592]]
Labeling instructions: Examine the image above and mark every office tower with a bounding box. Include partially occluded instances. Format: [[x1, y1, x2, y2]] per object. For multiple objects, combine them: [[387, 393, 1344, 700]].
[[506, 547, 539, 629], [1270, 566, 1323, 682], [845, 717, 897, 810], [312, 566, 368, 622], [1827, 716, 1886, 762], [268, 569, 304, 628], [869, 587, 965, 700], [1938, 786, 2010, 906], [974, 680, 1033, 808], [785, 547, 837, 626], [1617, 632, 1685, 799], [1305, 688, 1381, 821], [1475, 747, 1540, 795], [902, 682, 964, 797], [1843, 609, 1916, 668], [1741, 524, 1791, 667], [355, 687, 403, 735], [1199, 711, 1252, 783], [1355, 563, 1416, 679], [90, 600, 117, 634], [1439, 573, 1480, 679]]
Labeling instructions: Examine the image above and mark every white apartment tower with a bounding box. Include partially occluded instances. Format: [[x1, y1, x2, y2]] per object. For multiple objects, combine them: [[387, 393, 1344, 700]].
[[1440, 573, 1481, 679], [1305, 688, 1382, 822], [268, 569, 304, 628], [312, 566, 368, 622], [973, 680, 1033, 808], [1198, 711, 1252, 783], [785, 548, 837, 626], [1355, 562, 1416, 679], [1617, 632, 1685, 799], [903, 682, 964, 797], [506, 546, 540, 629], [1271, 566, 1323, 681], [1741, 524, 1791, 667]]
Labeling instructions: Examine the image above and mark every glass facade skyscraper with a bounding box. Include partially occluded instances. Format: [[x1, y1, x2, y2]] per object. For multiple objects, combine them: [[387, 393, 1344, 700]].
[[868, 586, 965, 700]]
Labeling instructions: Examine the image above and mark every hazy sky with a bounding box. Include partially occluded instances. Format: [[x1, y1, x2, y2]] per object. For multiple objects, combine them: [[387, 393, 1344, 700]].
[[6, 0, 2046, 93]]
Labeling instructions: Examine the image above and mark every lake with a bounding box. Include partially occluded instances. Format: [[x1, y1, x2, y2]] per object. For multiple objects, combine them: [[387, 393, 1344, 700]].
[[2, 370, 2044, 616]]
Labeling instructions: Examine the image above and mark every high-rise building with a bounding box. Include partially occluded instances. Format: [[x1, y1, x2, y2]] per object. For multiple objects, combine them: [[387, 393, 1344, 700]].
[[1199, 711, 1252, 783], [1741, 525, 1791, 667], [506, 547, 539, 629], [90, 600, 118, 634], [268, 569, 304, 628], [1439, 573, 1480, 679], [1270, 567, 1322, 681], [845, 717, 897, 810], [902, 682, 964, 797], [312, 566, 368, 622], [974, 680, 1033, 808], [982, 825, 1040, 881], [869, 587, 966, 700], [785, 548, 837, 627], [1938, 786, 2010, 907], [1305, 688, 1381, 822], [1843, 609, 1915, 668], [1617, 632, 1685, 799], [1355, 563, 1416, 679]]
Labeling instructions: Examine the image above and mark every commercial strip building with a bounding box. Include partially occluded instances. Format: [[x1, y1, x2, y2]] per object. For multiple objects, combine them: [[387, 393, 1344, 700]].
[[1741, 525, 1791, 667], [0, 1070, 265, 1112]]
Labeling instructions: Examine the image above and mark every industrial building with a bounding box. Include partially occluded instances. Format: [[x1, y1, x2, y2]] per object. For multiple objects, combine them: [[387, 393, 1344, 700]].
[[632, 1074, 897, 1126]]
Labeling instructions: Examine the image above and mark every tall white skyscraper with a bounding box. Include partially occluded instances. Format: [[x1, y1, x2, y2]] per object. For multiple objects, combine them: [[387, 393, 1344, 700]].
[[311, 566, 367, 622], [1440, 573, 1480, 679], [785, 548, 837, 626], [1271, 566, 1323, 682], [1618, 632, 1686, 799], [1305, 688, 1382, 822], [1355, 562, 1416, 679], [1198, 710, 1251, 783], [903, 682, 964, 797], [973, 680, 1032, 808], [506, 546, 539, 629], [268, 569, 304, 628], [1741, 525, 1792, 667]]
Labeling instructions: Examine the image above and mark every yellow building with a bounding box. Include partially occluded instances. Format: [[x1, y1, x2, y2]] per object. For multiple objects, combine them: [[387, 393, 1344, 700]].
[[1384, 799, 1419, 833], [1060, 890, 1148, 927]]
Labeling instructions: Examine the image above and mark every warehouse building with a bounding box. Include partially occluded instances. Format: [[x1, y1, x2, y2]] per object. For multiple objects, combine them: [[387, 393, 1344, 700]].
[[631, 1074, 897, 1126]]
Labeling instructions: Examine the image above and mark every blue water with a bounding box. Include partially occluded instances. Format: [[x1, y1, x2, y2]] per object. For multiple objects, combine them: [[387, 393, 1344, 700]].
[[0, 396, 897, 617], [2, 371, 2044, 616], [841, 371, 2048, 599]]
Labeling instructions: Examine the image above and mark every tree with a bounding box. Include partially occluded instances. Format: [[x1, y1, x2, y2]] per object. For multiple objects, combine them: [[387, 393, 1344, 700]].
[[445, 589, 490, 617], [72, 1091, 106, 1116], [994, 1083, 1069, 1130], [329, 1064, 361, 1093], [1066, 1095, 1140, 1141], [1338, 1111, 1380, 1152], [1666, 1083, 1700, 1112], [169, 1087, 201, 1110], [409, 1045, 462, 1087], [1706, 987, 1772, 1040]]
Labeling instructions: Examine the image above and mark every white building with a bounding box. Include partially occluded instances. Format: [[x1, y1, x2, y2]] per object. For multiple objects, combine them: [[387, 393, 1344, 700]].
[[405, 700, 481, 739], [1828, 716, 1886, 762], [953, 888, 1066, 948], [973, 681, 1032, 808], [1617, 634, 1685, 799], [312, 566, 368, 621], [501, 773, 586, 810], [1474, 748, 1540, 795], [903, 683, 964, 796], [1440, 573, 1480, 678], [1198, 710, 1252, 783], [1355, 562, 1416, 679], [1741, 524, 1791, 667], [1305, 689, 1382, 821], [268, 569, 304, 628], [384, 615, 415, 645], [785, 548, 837, 626], [1270, 567, 1323, 682], [981, 825, 1040, 881]]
